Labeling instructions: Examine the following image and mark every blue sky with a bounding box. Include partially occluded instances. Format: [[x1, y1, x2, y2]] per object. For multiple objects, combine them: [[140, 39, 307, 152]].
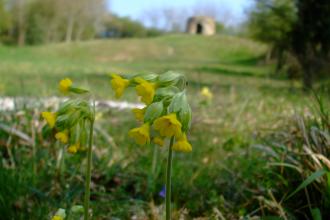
[[108, 0, 253, 26]]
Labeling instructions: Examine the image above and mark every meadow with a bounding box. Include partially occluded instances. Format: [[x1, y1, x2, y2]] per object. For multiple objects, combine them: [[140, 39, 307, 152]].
[[0, 34, 328, 219]]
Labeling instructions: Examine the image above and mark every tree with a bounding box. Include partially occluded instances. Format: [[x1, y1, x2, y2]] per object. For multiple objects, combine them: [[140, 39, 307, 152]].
[[290, 0, 330, 89], [53, 0, 106, 42], [248, 0, 330, 89], [5, 0, 107, 44], [25, 0, 57, 44], [0, 0, 12, 43], [247, 0, 297, 70], [9, 0, 30, 46]]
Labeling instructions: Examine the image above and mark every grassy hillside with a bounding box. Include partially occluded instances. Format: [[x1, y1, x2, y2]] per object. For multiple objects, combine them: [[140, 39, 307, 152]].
[[0, 34, 281, 97]]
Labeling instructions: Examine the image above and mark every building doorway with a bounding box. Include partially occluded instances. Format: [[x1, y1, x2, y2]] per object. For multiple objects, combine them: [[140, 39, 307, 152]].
[[196, 23, 203, 34]]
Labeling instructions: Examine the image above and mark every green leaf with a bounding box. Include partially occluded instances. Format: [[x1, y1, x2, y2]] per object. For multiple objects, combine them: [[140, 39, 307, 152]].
[[311, 208, 322, 220], [327, 172, 330, 190], [268, 162, 302, 174], [69, 87, 89, 94], [287, 169, 327, 200]]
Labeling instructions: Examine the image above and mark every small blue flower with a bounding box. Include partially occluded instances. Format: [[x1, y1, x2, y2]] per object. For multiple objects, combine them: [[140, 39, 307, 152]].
[[159, 185, 166, 198]]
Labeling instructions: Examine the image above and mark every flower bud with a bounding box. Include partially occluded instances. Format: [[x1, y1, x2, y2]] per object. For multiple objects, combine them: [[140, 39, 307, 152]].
[[158, 71, 183, 87], [179, 103, 192, 132], [55, 114, 71, 131], [168, 91, 187, 113], [69, 87, 89, 94], [144, 101, 164, 123], [168, 91, 192, 131], [71, 205, 84, 213], [140, 73, 158, 82], [54, 208, 66, 219], [154, 86, 180, 101]]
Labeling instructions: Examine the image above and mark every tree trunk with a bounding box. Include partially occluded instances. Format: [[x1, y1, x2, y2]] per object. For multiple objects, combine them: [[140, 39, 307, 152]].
[[264, 47, 273, 64], [75, 22, 84, 41], [17, 0, 26, 46], [65, 15, 74, 43], [275, 47, 286, 74], [17, 27, 26, 46], [302, 61, 313, 91]]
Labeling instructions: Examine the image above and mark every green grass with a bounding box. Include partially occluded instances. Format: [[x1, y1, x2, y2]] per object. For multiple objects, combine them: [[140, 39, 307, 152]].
[[0, 34, 286, 98], [0, 34, 323, 219]]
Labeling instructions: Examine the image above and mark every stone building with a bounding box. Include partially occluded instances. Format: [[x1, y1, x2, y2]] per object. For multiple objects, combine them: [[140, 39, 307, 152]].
[[186, 16, 216, 36]]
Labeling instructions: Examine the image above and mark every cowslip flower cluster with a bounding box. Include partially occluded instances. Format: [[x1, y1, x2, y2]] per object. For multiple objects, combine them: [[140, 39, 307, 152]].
[[42, 79, 93, 154], [110, 71, 192, 152]]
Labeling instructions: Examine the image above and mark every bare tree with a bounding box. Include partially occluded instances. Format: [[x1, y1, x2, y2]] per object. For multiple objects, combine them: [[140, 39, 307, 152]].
[[9, 0, 29, 46], [141, 8, 160, 28], [139, 2, 235, 32], [192, 1, 234, 26], [161, 7, 190, 32], [74, 0, 107, 41], [54, 0, 106, 42]]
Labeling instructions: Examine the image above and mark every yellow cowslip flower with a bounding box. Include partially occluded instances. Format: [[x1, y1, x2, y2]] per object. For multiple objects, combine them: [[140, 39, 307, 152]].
[[55, 130, 69, 144], [41, 111, 57, 128], [172, 133, 192, 152], [153, 113, 182, 138], [128, 123, 150, 145], [111, 74, 129, 98], [135, 77, 156, 104], [201, 87, 213, 99], [59, 78, 73, 93], [153, 136, 164, 147], [132, 107, 145, 122], [67, 143, 79, 154], [51, 215, 63, 220]]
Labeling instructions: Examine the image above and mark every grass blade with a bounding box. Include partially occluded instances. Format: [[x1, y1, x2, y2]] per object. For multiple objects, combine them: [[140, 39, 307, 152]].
[[286, 170, 327, 200], [311, 208, 322, 220]]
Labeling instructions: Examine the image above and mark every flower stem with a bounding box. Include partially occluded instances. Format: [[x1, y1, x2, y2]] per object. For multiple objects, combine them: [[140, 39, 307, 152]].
[[151, 144, 158, 177], [166, 137, 174, 220], [84, 119, 94, 220]]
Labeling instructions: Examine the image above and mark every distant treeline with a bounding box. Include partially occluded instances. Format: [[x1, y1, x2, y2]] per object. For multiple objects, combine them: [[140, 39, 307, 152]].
[[0, 0, 162, 46]]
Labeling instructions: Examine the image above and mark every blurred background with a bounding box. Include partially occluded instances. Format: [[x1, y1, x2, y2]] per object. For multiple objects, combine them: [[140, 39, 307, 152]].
[[0, 0, 330, 219]]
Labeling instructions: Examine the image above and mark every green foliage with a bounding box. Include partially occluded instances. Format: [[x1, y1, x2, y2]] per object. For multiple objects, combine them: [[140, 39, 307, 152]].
[[0, 0, 108, 45], [0, 0, 11, 43], [248, 0, 330, 88], [103, 15, 163, 38], [215, 22, 225, 34], [247, 0, 297, 45], [25, 0, 56, 45], [290, 0, 330, 88], [312, 208, 322, 220], [255, 94, 330, 219]]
